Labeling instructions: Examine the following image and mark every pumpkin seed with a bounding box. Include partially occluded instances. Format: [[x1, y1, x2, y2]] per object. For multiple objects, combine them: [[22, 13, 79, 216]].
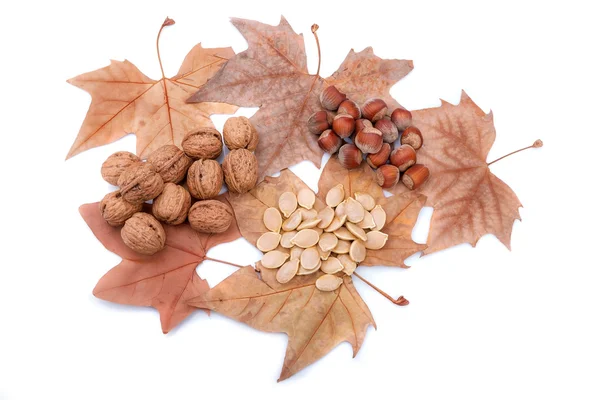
[[345, 197, 365, 223], [297, 218, 322, 230], [276, 259, 300, 283], [354, 192, 376, 211], [337, 254, 357, 275], [297, 260, 321, 275], [291, 229, 320, 248], [280, 231, 297, 248], [317, 246, 331, 260], [371, 205, 386, 231], [300, 247, 320, 270], [332, 239, 351, 254], [261, 250, 290, 269], [358, 211, 376, 229], [263, 207, 282, 232], [335, 200, 347, 218], [317, 207, 335, 229], [316, 275, 343, 292], [326, 184, 345, 207], [324, 215, 347, 232], [346, 222, 367, 241], [279, 192, 298, 217], [301, 208, 318, 221], [256, 231, 281, 252], [349, 240, 366, 262], [333, 227, 356, 241], [290, 246, 303, 260], [318, 232, 338, 252], [282, 209, 302, 231], [364, 231, 389, 250], [297, 188, 316, 209], [320, 257, 344, 274]]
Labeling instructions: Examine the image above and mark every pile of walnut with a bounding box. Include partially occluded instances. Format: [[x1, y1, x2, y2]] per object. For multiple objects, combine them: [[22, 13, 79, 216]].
[[258, 185, 388, 292], [98, 116, 259, 255], [308, 85, 430, 190]]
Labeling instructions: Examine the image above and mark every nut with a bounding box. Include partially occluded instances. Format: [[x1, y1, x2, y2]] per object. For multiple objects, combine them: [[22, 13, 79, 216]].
[[146, 145, 192, 184], [319, 85, 346, 110], [366, 143, 392, 169], [402, 164, 430, 190], [320, 257, 344, 274], [375, 164, 400, 189], [279, 192, 298, 218], [307, 111, 332, 135], [187, 159, 223, 200], [276, 259, 300, 283], [223, 116, 259, 151], [263, 207, 283, 232], [391, 107, 412, 131], [261, 250, 290, 269], [151, 183, 191, 225], [375, 118, 399, 143], [338, 144, 363, 169], [355, 119, 373, 134], [182, 127, 223, 159], [118, 162, 164, 205], [355, 127, 383, 154], [317, 129, 343, 154], [257, 231, 282, 252], [316, 275, 343, 292], [364, 231, 389, 250], [337, 100, 361, 119], [371, 205, 387, 231], [222, 149, 258, 194], [101, 151, 141, 186], [400, 126, 424, 150], [297, 188, 315, 209], [188, 199, 234, 233], [121, 212, 166, 255], [332, 114, 355, 138], [100, 191, 143, 226], [390, 145, 417, 172], [361, 98, 388, 122]]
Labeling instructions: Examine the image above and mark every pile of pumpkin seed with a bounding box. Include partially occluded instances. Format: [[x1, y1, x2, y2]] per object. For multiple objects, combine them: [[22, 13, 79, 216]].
[[258, 184, 388, 291]]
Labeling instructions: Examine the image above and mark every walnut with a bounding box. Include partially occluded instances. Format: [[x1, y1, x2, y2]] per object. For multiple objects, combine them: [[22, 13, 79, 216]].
[[181, 127, 223, 159], [101, 151, 141, 185], [118, 162, 164, 204], [223, 116, 259, 151], [188, 200, 234, 233], [222, 149, 258, 194], [121, 212, 166, 255], [146, 145, 192, 183], [99, 191, 143, 226], [186, 159, 223, 199], [152, 183, 191, 225]]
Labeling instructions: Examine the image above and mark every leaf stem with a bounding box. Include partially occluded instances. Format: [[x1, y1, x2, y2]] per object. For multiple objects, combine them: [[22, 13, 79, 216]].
[[311, 24, 321, 78], [487, 139, 543, 166], [353, 272, 409, 306], [156, 17, 175, 79], [203, 257, 247, 269]]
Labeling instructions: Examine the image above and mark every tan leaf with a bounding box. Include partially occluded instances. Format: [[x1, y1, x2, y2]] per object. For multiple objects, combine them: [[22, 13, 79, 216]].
[[188, 16, 413, 181], [80, 197, 241, 333], [391, 91, 523, 254], [67, 18, 237, 159], [188, 266, 375, 381]]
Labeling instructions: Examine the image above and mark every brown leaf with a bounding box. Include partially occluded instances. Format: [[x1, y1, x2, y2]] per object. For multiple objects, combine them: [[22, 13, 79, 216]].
[[318, 157, 427, 268], [67, 19, 237, 159], [80, 199, 241, 333], [391, 91, 523, 254], [188, 16, 412, 181], [188, 266, 375, 381]]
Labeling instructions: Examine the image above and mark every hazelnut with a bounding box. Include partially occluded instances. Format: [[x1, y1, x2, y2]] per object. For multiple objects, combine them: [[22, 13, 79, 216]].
[[99, 191, 142, 226], [338, 144, 363, 169], [101, 151, 140, 186], [361, 98, 388, 122], [222, 149, 258, 194], [390, 145, 417, 172], [337, 100, 361, 119], [307, 111, 332, 135], [401, 126, 424, 150], [366, 143, 392, 169], [146, 145, 192, 184], [222, 116, 259, 151], [121, 212, 166, 255], [118, 162, 164, 205], [319, 85, 346, 110], [187, 159, 223, 200], [355, 127, 383, 154], [152, 183, 192, 225], [391, 108, 412, 132], [402, 164, 430, 190], [355, 119, 373, 134], [188, 200, 234, 233], [332, 113, 355, 138], [181, 127, 223, 159], [376, 165, 400, 189], [374, 118, 399, 143], [318, 129, 343, 154]]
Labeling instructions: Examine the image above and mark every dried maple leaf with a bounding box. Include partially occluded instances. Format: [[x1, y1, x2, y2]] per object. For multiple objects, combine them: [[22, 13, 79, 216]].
[[66, 17, 237, 159], [80, 199, 241, 333], [391, 91, 542, 254], [188, 266, 375, 382], [188, 17, 412, 181]]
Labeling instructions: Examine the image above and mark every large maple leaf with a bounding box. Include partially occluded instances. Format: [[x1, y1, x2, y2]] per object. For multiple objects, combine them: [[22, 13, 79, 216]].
[[188, 17, 413, 181], [80, 199, 241, 333], [391, 91, 539, 254], [67, 17, 237, 159]]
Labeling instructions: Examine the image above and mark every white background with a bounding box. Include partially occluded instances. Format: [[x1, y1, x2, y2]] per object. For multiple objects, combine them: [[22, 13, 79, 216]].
[[1, 0, 599, 399]]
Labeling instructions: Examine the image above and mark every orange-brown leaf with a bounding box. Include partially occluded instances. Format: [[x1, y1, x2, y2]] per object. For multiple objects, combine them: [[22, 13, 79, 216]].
[[188, 16, 412, 181], [80, 200, 241, 333], [391, 91, 522, 254], [188, 266, 375, 381]]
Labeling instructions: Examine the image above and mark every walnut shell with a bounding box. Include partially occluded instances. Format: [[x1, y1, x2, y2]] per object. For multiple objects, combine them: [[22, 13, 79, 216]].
[[146, 145, 192, 183], [101, 151, 140, 185], [222, 149, 258, 194], [121, 212, 166, 255], [186, 159, 223, 200], [152, 183, 192, 225], [181, 127, 223, 159], [223, 116, 259, 151], [118, 162, 164, 204], [188, 200, 234, 233], [99, 191, 143, 226]]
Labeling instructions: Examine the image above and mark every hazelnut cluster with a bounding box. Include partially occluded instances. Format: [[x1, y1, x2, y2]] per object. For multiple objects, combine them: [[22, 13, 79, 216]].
[[97, 116, 259, 255], [308, 85, 431, 190]]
